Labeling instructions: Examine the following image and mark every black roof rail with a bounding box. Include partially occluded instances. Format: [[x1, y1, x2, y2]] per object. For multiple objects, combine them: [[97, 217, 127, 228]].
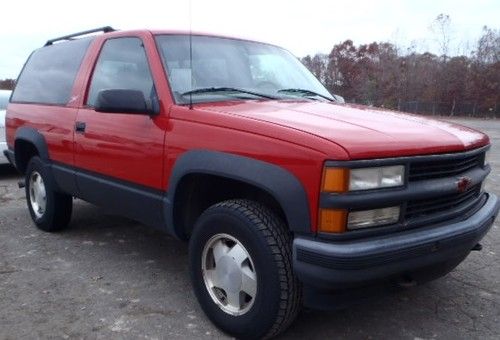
[[44, 26, 115, 46]]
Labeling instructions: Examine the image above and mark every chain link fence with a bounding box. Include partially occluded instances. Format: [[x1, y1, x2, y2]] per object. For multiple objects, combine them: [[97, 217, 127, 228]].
[[396, 101, 499, 118]]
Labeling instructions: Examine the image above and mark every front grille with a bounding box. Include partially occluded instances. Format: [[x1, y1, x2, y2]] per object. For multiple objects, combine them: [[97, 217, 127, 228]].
[[405, 185, 482, 220], [409, 153, 483, 181], [322, 148, 489, 237]]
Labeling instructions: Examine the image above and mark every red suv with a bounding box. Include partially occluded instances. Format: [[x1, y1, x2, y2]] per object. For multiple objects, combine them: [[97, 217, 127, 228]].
[[4, 27, 499, 339]]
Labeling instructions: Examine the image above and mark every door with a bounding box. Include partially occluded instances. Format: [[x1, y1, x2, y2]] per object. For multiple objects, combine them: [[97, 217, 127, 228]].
[[74, 36, 166, 225]]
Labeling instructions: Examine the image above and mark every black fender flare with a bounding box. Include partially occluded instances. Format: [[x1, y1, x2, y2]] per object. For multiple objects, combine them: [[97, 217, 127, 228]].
[[164, 150, 311, 238], [14, 127, 50, 172]]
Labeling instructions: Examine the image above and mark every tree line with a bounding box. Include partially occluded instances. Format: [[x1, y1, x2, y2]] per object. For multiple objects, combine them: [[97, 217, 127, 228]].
[[301, 24, 499, 117], [0, 78, 15, 90]]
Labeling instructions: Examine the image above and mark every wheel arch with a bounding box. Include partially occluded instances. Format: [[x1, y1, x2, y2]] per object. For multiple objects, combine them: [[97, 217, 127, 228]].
[[14, 127, 49, 174], [165, 150, 311, 239]]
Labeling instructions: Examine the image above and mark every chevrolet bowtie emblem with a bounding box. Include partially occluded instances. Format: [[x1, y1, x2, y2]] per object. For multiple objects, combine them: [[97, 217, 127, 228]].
[[456, 176, 472, 193]]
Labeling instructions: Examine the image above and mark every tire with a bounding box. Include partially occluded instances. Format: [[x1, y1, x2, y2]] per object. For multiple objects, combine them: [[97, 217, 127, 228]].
[[189, 199, 302, 339], [25, 156, 73, 232]]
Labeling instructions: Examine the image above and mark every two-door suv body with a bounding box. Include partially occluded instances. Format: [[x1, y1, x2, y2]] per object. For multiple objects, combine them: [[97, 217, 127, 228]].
[[4, 27, 499, 339]]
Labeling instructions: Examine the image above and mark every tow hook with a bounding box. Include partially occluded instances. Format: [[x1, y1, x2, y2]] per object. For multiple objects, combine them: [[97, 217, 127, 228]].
[[471, 243, 483, 251], [18, 180, 25, 189]]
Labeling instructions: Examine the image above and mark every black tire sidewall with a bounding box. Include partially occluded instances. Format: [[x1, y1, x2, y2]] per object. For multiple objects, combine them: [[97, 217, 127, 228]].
[[189, 207, 283, 339], [25, 156, 58, 229]]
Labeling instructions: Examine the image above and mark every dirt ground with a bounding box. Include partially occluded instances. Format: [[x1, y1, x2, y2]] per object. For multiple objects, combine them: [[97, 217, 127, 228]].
[[1, 118, 499, 339]]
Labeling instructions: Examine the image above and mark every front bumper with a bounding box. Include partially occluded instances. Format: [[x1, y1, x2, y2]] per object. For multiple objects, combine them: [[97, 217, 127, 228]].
[[294, 193, 499, 290]]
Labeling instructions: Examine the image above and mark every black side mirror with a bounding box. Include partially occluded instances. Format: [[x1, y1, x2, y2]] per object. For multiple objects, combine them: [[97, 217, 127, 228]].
[[95, 89, 158, 115]]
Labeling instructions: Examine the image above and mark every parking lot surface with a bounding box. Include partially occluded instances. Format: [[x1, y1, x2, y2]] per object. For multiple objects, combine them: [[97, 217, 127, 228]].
[[1, 118, 499, 339]]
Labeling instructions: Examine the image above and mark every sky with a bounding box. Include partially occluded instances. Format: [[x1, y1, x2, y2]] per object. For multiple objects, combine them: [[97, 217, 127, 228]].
[[0, 0, 498, 79]]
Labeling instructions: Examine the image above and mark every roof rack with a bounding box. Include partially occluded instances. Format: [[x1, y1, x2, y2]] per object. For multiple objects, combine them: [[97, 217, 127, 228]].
[[44, 26, 115, 46]]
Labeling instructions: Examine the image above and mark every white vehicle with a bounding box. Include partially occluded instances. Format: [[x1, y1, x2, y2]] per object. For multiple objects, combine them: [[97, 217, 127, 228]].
[[0, 89, 12, 164]]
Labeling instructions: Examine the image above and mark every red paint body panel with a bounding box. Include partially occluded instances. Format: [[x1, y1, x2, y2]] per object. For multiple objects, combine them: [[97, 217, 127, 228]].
[[6, 103, 77, 165], [5, 29, 491, 234], [74, 109, 167, 188]]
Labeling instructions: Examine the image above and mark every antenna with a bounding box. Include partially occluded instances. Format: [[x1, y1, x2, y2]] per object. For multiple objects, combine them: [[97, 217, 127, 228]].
[[189, 0, 194, 110]]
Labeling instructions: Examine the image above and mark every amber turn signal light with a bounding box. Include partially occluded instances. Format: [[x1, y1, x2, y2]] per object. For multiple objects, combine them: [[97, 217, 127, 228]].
[[318, 208, 347, 233], [321, 167, 349, 193]]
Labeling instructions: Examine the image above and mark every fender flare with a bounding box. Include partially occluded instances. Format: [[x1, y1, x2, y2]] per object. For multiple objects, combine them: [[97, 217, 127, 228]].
[[14, 127, 50, 172], [165, 150, 311, 238]]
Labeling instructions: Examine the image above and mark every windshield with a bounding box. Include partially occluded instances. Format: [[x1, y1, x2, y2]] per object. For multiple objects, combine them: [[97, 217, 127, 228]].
[[0, 91, 11, 110], [155, 35, 334, 104]]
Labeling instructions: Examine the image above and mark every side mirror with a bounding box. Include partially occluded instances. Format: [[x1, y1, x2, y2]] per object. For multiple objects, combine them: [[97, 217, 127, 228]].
[[95, 89, 158, 115]]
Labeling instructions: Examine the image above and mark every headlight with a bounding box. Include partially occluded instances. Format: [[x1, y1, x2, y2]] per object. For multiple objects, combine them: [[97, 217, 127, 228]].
[[347, 206, 400, 230], [350, 165, 405, 191], [322, 165, 405, 192], [319, 164, 405, 233]]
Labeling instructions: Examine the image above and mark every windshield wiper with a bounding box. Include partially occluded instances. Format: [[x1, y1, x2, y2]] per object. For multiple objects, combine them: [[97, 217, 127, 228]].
[[181, 87, 278, 100], [277, 88, 334, 102]]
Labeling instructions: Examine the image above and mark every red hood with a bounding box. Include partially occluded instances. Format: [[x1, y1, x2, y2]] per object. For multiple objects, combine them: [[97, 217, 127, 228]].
[[199, 101, 489, 159]]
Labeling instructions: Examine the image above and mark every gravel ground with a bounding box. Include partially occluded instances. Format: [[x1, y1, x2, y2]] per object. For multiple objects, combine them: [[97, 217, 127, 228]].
[[1, 118, 499, 340]]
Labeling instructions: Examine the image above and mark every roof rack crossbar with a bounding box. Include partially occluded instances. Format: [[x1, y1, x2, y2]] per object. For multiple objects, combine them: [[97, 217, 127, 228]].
[[44, 26, 115, 46]]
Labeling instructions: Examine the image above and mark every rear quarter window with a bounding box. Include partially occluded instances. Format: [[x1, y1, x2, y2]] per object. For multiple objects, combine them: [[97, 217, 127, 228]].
[[11, 38, 92, 105]]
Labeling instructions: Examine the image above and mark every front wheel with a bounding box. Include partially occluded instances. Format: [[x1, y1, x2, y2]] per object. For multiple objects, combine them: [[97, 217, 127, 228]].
[[189, 199, 302, 339], [25, 156, 73, 232]]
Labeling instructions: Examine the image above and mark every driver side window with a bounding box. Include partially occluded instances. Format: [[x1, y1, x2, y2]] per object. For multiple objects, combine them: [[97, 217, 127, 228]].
[[87, 37, 157, 108]]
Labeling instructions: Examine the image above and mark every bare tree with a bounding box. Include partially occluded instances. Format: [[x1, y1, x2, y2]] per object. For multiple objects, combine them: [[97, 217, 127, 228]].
[[475, 26, 500, 64], [430, 13, 453, 62]]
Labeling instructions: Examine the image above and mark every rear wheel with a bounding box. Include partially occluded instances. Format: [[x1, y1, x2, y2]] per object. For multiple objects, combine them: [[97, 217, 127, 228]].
[[189, 199, 302, 339], [25, 156, 72, 232]]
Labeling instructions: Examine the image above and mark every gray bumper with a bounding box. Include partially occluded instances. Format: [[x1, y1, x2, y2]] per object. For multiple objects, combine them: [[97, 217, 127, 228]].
[[294, 193, 500, 290]]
